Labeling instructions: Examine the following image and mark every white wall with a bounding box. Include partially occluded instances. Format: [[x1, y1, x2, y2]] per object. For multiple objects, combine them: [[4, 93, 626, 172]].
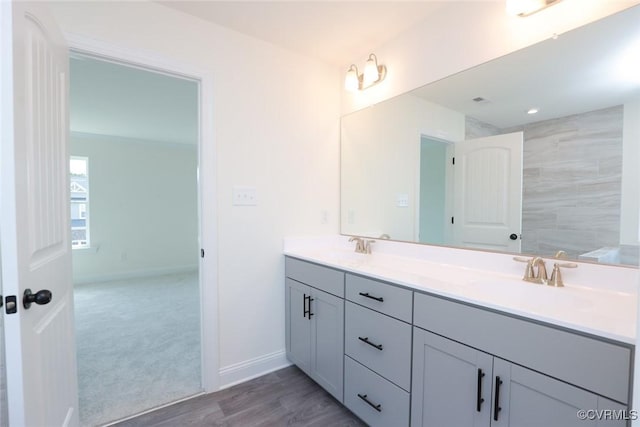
[[47, 0, 341, 383], [47, 0, 638, 391], [341, 0, 640, 115], [70, 133, 198, 284]]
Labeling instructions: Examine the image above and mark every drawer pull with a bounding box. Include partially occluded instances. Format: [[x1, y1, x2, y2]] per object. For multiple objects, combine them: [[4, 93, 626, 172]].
[[493, 376, 503, 421], [359, 292, 384, 302], [357, 393, 382, 412], [358, 336, 383, 351], [476, 368, 485, 412]]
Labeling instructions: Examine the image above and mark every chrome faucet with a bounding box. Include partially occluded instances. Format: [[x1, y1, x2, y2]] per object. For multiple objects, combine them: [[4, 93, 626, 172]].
[[349, 236, 374, 254]]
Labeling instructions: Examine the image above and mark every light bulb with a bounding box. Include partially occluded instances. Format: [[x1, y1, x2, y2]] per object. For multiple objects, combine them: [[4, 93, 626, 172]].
[[363, 56, 379, 87], [344, 65, 359, 92]]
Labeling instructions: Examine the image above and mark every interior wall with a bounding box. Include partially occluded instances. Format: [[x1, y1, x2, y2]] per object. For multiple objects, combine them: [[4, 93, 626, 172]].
[[70, 133, 199, 284], [47, 0, 341, 380]]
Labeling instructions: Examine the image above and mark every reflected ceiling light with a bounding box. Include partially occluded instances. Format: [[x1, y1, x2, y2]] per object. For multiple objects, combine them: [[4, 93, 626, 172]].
[[527, 108, 539, 115], [345, 53, 387, 92], [506, 0, 561, 17]]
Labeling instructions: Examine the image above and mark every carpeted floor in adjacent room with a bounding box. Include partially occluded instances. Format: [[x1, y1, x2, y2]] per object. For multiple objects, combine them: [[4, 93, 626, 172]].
[[74, 271, 202, 426]]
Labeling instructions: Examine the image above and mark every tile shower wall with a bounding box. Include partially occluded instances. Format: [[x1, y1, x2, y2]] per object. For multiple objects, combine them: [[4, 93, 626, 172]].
[[466, 106, 624, 261]]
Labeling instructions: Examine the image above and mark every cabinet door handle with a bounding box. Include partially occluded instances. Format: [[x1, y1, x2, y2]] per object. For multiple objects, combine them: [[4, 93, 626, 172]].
[[476, 368, 485, 412], [308, 297, 314, 318], [358, 292, 384, 302], [303, 294, 313, 319], [303, 293, 307, 318], [357, 393, 382, 412], [493, 376, 503, 421], [358, 336, 383, 351]]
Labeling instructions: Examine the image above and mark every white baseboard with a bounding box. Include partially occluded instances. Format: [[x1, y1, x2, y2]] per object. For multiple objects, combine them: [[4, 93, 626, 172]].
[[73, 265, 199, 285], [218, 350, 291, 390]]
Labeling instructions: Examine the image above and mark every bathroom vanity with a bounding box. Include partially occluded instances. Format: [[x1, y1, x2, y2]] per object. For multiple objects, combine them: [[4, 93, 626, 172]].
[[284, 237, 637, 427]]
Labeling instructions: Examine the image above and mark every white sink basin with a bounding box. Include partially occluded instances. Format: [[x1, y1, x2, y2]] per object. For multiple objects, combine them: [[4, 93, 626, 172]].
[[467, 278, 596, 313]]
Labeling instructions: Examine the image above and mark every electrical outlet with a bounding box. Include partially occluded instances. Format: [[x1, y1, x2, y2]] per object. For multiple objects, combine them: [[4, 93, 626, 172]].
[[396, 193, 409, 207], [232, 186, 257, 206]]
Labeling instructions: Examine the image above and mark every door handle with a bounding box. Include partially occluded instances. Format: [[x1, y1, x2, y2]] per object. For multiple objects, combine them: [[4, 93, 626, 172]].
[[23, 288, 52, 309]]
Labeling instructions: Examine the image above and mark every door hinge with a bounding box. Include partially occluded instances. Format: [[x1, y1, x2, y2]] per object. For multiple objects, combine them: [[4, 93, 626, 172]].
[[452, 157, 455, 165], [451, 216, 455, 224], [201, 248, 205, 258]]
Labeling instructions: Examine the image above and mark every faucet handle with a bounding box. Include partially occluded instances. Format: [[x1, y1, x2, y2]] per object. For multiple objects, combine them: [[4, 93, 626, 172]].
[[513, 257, 535, 281], [548, 262, 578, 287], [554, 250, 568, 259], [364, 240, 375, 254]]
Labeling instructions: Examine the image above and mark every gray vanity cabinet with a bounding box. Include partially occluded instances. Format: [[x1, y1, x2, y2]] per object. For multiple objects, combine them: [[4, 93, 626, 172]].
[[411, 328, 493, 427], [343, 273, 413, 427], [412, 328, 627, 427], [412, 292, 631, 427], [285, 258, 345, 402], [492, 358, 627, 427]]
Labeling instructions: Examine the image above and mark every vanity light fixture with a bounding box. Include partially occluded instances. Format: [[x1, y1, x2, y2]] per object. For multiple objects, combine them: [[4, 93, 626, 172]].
[[345, 53, 387, 92], [506, 0, 562, 17]]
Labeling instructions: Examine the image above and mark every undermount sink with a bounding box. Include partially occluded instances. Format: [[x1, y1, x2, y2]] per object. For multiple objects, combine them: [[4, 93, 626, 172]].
[[466, 277, 598, 313]]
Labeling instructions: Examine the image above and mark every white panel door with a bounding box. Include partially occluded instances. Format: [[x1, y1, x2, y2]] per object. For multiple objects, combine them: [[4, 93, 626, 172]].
[[1, 2, 79, 426], [453, 132, 523, 252]]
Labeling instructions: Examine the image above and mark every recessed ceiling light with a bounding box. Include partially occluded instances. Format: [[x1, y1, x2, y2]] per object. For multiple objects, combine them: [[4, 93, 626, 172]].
[[527, 108, 539, 115]]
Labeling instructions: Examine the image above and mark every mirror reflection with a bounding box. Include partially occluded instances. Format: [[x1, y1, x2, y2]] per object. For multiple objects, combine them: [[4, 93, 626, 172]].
[[341, 6, 640, 266]]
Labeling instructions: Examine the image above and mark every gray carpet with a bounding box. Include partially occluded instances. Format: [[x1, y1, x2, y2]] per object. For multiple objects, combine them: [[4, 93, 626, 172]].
[[74, 271, 202, 426]]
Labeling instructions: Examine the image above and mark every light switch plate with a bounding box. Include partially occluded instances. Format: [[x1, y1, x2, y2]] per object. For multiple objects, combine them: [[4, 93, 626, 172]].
[[233, 186, 257, 206], [396, 193, 409, 207]]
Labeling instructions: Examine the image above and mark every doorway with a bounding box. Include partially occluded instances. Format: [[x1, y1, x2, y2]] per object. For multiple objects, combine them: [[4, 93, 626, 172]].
[[69, 54, 202, 426]]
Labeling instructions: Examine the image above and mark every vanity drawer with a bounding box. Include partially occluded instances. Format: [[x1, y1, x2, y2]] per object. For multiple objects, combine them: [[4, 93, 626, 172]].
[[344, 356, 410, 427], [345, 301, 412, 391], [285, 257, 344, 298], [346, 274, 413, 322], [414, 292, 632, 404]]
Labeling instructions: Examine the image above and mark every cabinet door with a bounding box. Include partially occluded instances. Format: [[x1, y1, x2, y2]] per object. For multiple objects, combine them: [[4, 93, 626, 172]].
[[286, 278, 312, 375], [411, 328, 493, 427], [491, 358, 624, 427], [311, 288, 344, 402]]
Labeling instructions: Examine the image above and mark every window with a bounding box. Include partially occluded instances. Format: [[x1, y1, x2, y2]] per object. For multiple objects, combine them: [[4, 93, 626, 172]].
[[70, 157, 90, 249]]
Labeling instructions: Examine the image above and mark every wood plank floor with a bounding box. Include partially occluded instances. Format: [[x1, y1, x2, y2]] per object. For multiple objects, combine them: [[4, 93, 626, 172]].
[[112, 366, 366, 427]]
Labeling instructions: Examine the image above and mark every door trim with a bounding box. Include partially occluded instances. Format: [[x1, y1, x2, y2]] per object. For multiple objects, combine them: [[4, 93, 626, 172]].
[[65, 33, 220, 393]]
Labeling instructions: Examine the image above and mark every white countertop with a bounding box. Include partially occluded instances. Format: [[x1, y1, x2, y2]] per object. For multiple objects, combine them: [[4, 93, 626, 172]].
[[284, 236, 638, 345]]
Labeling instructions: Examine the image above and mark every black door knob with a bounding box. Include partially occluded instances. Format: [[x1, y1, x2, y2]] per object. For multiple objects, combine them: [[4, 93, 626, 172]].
[[23, 288, 52, 309], [509, 233, 518, 240]]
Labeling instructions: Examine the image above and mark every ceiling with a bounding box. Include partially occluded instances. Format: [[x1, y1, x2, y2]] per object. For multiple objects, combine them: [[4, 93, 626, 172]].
[[69, 2, 640, 142], [70, 56, 199, 144], [411, 4, 640, 128], [156, 1, 447, 66]]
